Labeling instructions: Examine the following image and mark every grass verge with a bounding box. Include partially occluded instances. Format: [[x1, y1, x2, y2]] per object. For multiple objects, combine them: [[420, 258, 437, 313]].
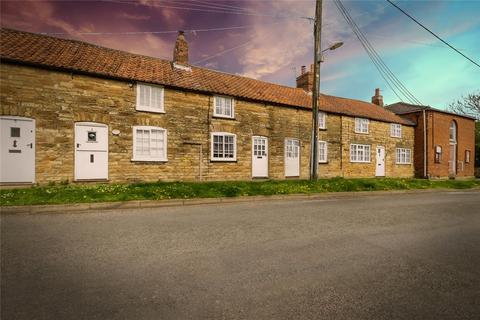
[[1, 178, 479, 206]]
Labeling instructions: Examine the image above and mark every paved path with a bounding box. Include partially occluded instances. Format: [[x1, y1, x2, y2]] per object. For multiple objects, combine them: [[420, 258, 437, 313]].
[[1, 190, 480, 319]]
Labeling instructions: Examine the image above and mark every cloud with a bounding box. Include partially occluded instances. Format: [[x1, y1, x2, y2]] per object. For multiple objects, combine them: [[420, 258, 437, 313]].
[[0, 0, 76, 35], [124, 0, 185, 26], [238, 0, 314, 79], [116, 12, 151, 21]]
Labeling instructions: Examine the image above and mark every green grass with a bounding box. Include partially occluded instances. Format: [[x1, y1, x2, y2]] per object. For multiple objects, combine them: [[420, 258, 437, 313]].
[[1, 178, 479, 206]]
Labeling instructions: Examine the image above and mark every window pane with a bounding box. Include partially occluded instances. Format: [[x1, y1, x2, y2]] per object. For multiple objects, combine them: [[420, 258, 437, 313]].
[[215, 97, 222, 107], [318, 142, 326, 161], [319, 112, 326, 129], [150, 129, 165, 157], [139, 85, 150, 107], [136, 129, 150, 156], [10, 127, 20, 137], [151, 87, 163, 109]]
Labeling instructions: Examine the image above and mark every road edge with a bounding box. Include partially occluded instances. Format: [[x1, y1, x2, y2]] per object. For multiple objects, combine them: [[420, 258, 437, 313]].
[[2, 188, 479, 215]]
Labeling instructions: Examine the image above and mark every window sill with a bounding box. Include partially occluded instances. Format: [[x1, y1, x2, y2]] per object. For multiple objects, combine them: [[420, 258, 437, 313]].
[[350, 161, 371, 163], [212, 115, 236, 120], [354, 131, 369, 135], [210, 159, 237, 162], [131, 158, 168, 162], [395, 163, 411, 165], [135, 107, 166, 114]]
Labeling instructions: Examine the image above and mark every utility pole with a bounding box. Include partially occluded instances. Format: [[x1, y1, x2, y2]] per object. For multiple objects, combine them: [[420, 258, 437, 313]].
[[310, 0, 322, 180]]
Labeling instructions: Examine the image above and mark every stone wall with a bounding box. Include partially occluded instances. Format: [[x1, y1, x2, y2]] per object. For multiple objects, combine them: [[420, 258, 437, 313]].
[[317, 115, 415, 178], [1, 63, 414, 184]]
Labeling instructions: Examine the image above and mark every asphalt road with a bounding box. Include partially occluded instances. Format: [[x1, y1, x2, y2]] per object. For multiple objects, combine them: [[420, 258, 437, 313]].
[[1, 190, 480, 320]]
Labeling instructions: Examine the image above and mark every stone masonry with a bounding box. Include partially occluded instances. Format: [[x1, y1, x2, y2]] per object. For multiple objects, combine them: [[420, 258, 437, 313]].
[[0, 63, 415, 184]]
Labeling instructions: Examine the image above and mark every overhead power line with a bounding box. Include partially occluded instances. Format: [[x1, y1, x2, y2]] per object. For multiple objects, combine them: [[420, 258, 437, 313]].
[[193, 38, 255, 65], [184, 0, 258, 14], [40, 22, 284, 36], [366, 33, 470, 51], [386, 0, 480, 69], [334, 0, 423, 105], [101, 0, 313, 20]]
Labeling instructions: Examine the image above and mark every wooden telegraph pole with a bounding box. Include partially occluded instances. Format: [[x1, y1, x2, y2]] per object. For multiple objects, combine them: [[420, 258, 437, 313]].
[[310, 0, 322, 180]]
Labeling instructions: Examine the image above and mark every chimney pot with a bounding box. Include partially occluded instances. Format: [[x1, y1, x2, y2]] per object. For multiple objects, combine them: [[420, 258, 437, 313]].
[[301, 66, 306, 75]]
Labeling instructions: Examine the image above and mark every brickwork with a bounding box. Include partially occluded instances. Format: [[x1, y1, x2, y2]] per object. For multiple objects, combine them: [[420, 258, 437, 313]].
[[1, 63, 415, 184], [427, 111, 475, 178], [398, 111, 475, 178]]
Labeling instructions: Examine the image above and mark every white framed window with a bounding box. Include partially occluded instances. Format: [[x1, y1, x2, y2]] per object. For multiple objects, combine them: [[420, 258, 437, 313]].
[[355, 118, 369, 134], [213, 96, 235, 119], [211, 132, 236, 161], [132, 126, 167, 161], [350, 144, 371, 163], [318, 141, 328, 163], [396, 148, 411, 164], [136, 83, 164, 113], [318, 112, 326, 129], [391, 123, 402, 138]]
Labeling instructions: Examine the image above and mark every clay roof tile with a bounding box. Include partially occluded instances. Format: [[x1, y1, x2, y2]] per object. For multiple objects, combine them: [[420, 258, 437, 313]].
[[0, 28, 414, 125]]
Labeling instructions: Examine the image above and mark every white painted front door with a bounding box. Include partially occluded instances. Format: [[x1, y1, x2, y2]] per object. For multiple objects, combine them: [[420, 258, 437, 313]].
[[449, 144, 456, 177], [285, 138, 300, 177], [0, 116, 35, 183], [375, 146, 385, 177], [74, 122, 108, 180], [252, 136, 268, 177]]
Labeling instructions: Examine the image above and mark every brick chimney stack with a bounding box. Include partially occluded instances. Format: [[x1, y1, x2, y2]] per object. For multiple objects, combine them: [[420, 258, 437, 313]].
[[173, 31, 188, 65], [371, 88, 384, 107], [296, 64, 315, 92]]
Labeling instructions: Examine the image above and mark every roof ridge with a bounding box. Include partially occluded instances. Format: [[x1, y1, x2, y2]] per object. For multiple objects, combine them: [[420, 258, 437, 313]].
[[322, 93, 379, 107], [386, 102, 430, 108], [1, 27, 311, 96], [0, 27, 170, 63]]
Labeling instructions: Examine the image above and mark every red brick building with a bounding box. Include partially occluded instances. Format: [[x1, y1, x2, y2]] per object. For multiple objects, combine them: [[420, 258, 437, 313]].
[[386, 102, 476, 178]]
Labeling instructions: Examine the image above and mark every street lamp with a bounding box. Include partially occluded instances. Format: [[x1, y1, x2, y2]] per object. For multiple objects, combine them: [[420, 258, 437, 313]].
[[310, 40, 343, 180], [320, 42, 344, 62], [323, 41, 344, 52]]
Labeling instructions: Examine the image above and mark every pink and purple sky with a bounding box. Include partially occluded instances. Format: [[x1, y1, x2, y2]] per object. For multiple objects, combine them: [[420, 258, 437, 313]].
[[1, 0, 479, 109]]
